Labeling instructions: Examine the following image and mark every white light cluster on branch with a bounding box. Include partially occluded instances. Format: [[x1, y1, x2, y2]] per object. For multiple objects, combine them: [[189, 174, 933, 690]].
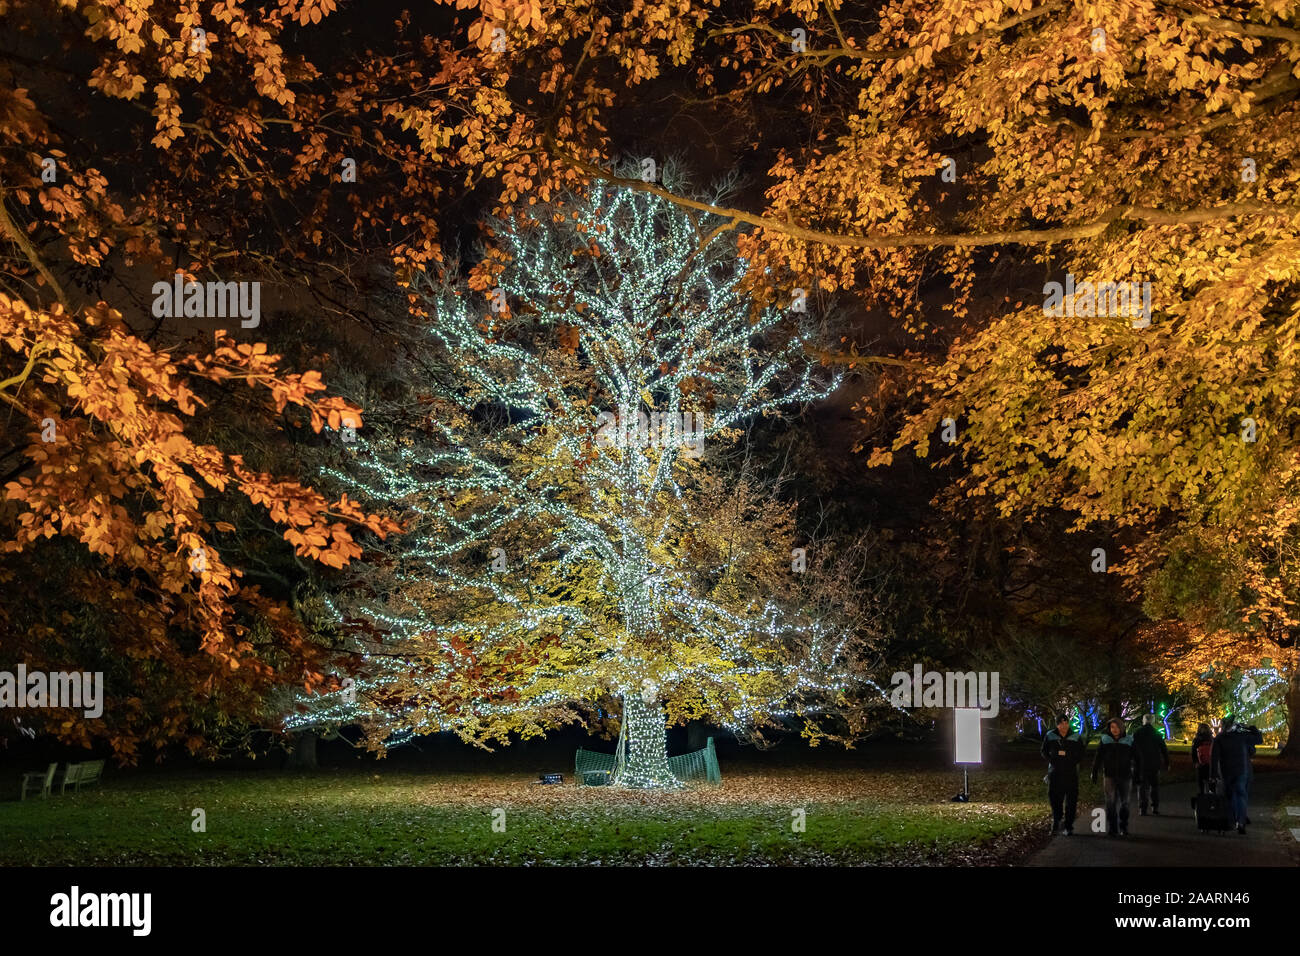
[[286, 171, 868, 786], [1230, 667, 1288, 734]]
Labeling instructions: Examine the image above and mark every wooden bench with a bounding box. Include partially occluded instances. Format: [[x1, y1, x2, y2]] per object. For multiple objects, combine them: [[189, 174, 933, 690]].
[[20, 763, 57, 800], [59, 759, 106, 795]]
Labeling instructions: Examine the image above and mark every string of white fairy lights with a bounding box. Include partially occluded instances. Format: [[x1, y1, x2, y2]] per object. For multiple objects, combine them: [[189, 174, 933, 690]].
[[1230, 667, 1288, 734]]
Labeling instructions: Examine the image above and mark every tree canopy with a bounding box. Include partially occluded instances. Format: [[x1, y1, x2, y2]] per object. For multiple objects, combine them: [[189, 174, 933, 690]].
[[5, 0, 1299, 756]]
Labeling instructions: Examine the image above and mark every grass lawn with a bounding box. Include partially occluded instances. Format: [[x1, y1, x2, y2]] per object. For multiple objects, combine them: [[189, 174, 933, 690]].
[[0, 764, 1048, 866], [1276, 787, 1300, 865]]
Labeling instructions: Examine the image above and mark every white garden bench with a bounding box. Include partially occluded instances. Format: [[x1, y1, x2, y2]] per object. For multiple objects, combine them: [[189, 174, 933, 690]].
[[20, 762, 57, 800], [58, 759, 106, 794]]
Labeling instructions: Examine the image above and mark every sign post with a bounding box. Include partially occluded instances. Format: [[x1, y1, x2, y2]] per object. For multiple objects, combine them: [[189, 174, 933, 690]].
[[952, 707, 982, 802]]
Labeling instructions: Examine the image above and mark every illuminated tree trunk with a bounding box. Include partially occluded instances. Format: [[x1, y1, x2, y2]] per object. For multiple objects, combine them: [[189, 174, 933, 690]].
[[614, 693, 679, 789]]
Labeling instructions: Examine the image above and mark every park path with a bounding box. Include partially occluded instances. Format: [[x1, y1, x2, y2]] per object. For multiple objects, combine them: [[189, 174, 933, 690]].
[[1027, 772, 1300, 866]]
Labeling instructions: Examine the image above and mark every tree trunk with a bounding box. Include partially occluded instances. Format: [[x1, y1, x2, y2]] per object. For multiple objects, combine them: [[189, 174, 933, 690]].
[[614, 693, 679, 789], [686, 719, 708, 751], [285, 731, 318, 770], [1282, 667, 1300, 758]]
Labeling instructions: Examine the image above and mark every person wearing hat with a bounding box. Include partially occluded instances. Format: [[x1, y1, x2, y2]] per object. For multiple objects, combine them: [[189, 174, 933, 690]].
[[1132, 714, 1169, 815], [1091, 717, 1140, 836], [1041, 714, 1084, 835], [1211, 714, 1264, 834]]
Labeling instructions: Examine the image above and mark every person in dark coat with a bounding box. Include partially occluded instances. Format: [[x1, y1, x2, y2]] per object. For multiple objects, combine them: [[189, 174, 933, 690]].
[[1190, 722, 1214, 794], [1211, 714, 1264, 834], [1041, 714, 1084, 835], [1091, 717, 1140, 836], [1132, 714, 1169, 815]]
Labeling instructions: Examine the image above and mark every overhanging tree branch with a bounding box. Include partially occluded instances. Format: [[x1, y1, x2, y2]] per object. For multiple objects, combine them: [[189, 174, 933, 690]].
[[0, 341, 48, 396], [543, 137, 1299, 249], [0, 187, 68, 309], [707, 0, 1066, 64]]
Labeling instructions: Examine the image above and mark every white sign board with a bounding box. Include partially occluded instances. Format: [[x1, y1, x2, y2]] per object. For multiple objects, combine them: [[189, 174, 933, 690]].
[[954, 707, 982, 764]]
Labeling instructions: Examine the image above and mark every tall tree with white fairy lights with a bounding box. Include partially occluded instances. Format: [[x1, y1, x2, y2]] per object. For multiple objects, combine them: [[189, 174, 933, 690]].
[[285, 171, 881, 788]]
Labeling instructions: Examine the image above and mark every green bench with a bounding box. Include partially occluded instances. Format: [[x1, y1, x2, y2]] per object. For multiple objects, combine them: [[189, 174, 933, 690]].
[[575, 748, 616, 786]]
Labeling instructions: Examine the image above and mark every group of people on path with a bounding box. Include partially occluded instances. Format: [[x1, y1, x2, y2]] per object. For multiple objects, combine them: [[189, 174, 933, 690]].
[[1039, 713, 1263, 837], [1192, 717, 1263, 832]]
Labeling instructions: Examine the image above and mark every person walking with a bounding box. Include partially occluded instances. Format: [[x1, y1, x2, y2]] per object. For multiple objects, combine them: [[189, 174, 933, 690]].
[[1132, 714, 1169, 815], [1191, 722, 1214, 794], [1091, 717, 1140, 836], [1041, 714, 1084, 835], [1211, 714, 1264, 834]]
